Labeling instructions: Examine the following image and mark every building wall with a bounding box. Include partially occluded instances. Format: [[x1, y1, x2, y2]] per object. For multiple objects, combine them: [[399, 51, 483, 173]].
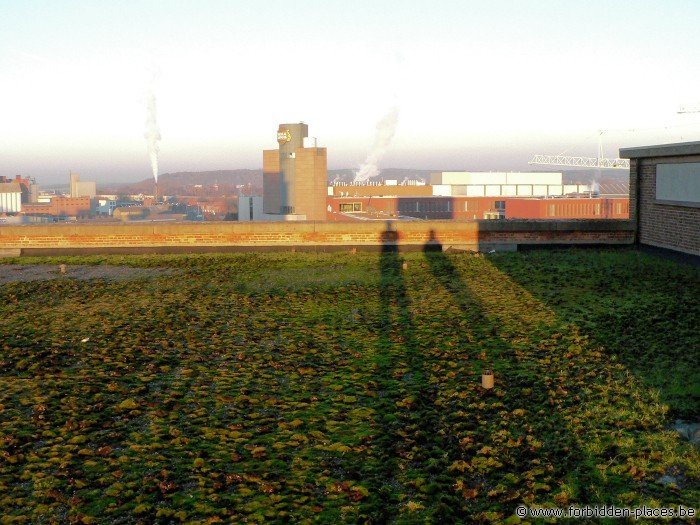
[[263, 149, 281, 214], [506, 198, 629, 220], [334, 182, 596, 199], [76, 181, 96, 198], [262, 147, 281, 214], [0, 191, 22, 213], [628, 159, 639, 223], [69, 172, 79, 198], [263, 149, 281, 213], [96, 199, 117, 216], [0, 220, 634, 253], [632, 154, 700, 256], [431, 171, 563, 186], [437, 183, 592, 198], [22, 204, 50, 214], [332, 185, 433, 197], [263, 123, 326, 219], [294, 147, 327, 221], [262, 172, 281, 214], [327, 195, 629, 221], [237, 196, 265, 222], [113, 207, 149, 221], [263, 150, 280, 173], [278, 123, 307, 213], [22, 196, 92, 217], [69, 173, 97, 198]]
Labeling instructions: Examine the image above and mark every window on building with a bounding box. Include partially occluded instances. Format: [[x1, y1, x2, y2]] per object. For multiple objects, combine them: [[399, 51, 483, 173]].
[[656, 163, 700, 207], [495, 200, 505, 210], [339, 203, 361, 212]]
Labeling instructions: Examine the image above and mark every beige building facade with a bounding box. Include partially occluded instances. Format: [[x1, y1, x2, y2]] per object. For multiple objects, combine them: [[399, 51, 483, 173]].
[[69, 172, 96, 198], [263, 123, 327, 220]]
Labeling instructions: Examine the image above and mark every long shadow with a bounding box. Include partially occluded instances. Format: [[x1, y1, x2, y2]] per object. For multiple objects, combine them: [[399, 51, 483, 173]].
[[359, 222, 455, 522], [488, 249, 700, 420], [422, 239, 606, 513]]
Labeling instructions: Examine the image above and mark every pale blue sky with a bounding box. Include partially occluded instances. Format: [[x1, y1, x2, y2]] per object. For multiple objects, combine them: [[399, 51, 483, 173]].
[[1, 0, 700, 183]]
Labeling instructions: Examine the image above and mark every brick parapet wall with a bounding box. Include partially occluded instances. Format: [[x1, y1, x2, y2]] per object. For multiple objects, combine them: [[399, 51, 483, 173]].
[[0, 220, 634, 253], [635, 155, 700, 256]]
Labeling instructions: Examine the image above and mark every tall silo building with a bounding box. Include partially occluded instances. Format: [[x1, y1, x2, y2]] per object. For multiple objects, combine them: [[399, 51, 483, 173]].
[[263, 123, 327, 220]]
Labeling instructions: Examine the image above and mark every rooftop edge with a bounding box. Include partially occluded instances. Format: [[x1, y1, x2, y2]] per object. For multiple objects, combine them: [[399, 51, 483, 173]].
[[619, 141, 700, 159]]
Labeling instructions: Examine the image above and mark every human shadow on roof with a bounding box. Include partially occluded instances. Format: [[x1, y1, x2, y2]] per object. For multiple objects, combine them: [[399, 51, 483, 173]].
[[358, 221, 457, 522]]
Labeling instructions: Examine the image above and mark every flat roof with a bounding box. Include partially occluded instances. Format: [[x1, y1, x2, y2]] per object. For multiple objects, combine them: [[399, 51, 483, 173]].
[[619, 141, 700, 159], [0, 182, 22, 193]]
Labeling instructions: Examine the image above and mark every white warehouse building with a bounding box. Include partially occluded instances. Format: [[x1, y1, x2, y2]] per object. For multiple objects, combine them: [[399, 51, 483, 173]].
[[0, 182, 22, 213], [430, 171, 592, 197]]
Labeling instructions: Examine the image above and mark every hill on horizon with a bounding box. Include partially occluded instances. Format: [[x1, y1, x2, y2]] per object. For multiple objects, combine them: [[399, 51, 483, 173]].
[[97, 167, 629, 195], [98, 168, 437, 195]]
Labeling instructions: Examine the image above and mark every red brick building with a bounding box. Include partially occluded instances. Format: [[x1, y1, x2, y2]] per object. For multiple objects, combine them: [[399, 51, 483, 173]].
[[22, 196, 92, 218], [327, 195, 629, 221]]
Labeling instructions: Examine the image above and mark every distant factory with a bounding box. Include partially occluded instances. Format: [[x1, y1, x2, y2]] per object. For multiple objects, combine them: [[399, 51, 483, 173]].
[[254, 122, 628, 223], [0, 175, 38, 213], [0, 123, 630, 223], [327, 171, 628, 221], [0, 172, 100, 221]]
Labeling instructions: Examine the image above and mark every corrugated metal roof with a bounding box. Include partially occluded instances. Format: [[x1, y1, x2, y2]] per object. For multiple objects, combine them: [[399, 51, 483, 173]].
[[0, 182, 22, 194]]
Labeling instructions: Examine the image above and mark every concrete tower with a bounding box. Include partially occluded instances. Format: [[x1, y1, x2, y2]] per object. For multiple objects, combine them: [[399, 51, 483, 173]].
[[263, 123, 327, 220]]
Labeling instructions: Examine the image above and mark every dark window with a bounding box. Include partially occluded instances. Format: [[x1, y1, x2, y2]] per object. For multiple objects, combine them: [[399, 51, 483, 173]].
[[495, 200, 505, 210], [340, 203, 362, 212]]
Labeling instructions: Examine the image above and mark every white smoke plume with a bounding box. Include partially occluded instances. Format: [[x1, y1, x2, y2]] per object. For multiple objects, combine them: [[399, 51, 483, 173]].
[[354, 106, 399, 183], [145, 86, 161, 183]]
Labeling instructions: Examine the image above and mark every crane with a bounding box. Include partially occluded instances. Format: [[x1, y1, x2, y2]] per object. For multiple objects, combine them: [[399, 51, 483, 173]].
[[529, 130, 630, 170]]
